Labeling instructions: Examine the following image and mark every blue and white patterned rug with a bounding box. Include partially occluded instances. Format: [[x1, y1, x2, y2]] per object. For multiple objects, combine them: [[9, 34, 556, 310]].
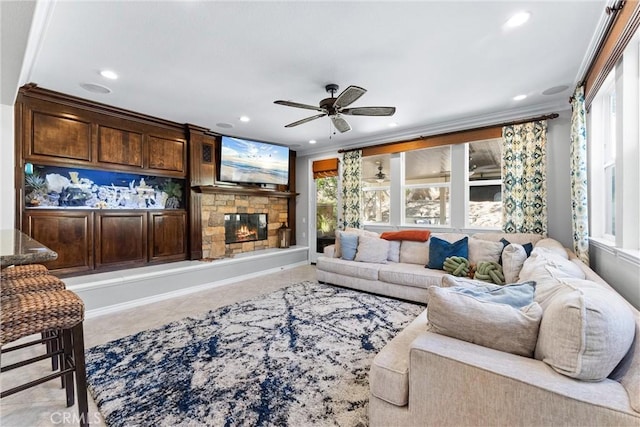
[[86, 281, 424, 427]]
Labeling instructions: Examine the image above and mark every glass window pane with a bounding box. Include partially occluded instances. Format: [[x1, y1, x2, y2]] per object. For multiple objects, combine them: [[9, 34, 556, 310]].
[[362, 155, 390, 185], [363, 189, 390, 223], [605, 164, 616, 236], [469, 185, 502, 228], [405, 187, 449, 225], [469, 138, 502, 181], [405, 146, 450, 184], [316, 176, 338, 253]]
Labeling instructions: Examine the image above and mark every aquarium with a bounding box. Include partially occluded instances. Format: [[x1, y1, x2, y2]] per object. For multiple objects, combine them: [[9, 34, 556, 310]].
[[24, 165, 184, 209]]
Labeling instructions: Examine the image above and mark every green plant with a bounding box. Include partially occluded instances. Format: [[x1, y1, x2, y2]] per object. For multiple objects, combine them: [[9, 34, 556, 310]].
[[161, 179, 182, 199], [25, 173, 47, 193]]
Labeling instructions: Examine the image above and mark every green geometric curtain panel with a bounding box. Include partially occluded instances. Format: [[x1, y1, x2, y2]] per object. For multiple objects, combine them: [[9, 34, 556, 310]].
[[341, 150, 362, 229], [570, 86, 590, 265], [502, 121, 548, 236]]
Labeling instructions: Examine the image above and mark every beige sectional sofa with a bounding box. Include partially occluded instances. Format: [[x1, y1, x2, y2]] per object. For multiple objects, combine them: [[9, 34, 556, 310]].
[[316, 230, 640, 426]]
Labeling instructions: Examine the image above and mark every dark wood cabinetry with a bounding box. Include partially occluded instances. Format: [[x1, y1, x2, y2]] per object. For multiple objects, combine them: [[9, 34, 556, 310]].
[[24, 210, 93, 276], [95, 211, 148, 269], [149, 210, 187, 262], [97, 125, 144, 167]]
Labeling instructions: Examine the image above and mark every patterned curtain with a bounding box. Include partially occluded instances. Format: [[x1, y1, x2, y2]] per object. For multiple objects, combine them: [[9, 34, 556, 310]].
[[341, 150, 362, 229], [502, 121, 548, 236], [570, 86, 590, 265]]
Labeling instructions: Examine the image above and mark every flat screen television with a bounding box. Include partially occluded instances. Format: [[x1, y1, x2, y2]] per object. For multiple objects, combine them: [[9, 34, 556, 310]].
[[218, 136, 289, 186]]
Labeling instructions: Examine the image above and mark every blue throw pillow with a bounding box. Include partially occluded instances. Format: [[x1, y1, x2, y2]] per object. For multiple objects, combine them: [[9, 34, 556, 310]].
[[448, 281, 536, 308], [500, 238, 533, 264], [339, 232, 359, 261], [427, 236, 468, 269]]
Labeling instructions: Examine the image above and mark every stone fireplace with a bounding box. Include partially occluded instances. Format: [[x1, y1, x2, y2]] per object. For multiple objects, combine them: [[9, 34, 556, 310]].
[[224, 213, 267, 244], [201, 193, 289, 258]]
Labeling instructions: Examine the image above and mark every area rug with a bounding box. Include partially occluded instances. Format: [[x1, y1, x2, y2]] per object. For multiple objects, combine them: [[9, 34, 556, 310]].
[[85, 281, 424, 427]]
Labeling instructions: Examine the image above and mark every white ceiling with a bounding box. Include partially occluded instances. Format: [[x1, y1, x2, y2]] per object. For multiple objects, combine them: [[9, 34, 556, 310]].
[[7, 1, 606, 155]]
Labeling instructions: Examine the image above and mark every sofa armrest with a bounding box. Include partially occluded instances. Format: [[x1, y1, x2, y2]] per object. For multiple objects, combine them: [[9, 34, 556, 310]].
[[406, 332, 637, 426], [323, 244, 335, 258]]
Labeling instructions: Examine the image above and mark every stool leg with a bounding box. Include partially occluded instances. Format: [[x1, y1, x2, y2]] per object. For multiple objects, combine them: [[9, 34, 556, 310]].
[[72, 322, 89, 427], [62, 329, 75, 407]]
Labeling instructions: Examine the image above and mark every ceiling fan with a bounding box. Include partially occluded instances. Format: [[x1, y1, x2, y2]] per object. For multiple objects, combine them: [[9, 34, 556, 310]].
[[364, 161, 387, 183], [274, 84, 396, 133]]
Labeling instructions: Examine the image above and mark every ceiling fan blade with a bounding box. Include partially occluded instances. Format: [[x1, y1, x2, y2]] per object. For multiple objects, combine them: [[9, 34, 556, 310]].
[[341, 106, 396, 116], [274, 100, 325, 112], [334, 85, 367, 109], [331, 116, 351, 133], [284, 113, 326, 128]]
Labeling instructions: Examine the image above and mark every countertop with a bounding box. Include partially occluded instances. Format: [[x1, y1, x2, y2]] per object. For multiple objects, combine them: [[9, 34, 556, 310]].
[[0, 229, 58, 268]]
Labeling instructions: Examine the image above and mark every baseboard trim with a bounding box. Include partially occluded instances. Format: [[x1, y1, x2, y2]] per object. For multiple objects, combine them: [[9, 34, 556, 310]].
[[84, 261, 308, 319]]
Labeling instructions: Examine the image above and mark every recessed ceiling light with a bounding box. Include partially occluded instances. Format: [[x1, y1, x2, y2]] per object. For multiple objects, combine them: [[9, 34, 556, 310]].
[[79, 83, 111, 94], [239, 116, 250, 122], [388, 122, 398, 128], [505, 11, 530, 28], [513, 94, 527, 101], [309, 140, 317, 144], [100, 70, 118, 80]]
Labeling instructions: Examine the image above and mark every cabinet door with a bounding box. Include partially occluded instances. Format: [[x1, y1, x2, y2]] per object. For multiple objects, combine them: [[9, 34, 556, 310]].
[[148, 210, 187, 262], [95, 211, 147, 269], [147, 135, 186, 175], [97, 125, 144, 168], [25, 107, 93, 164], [25, 210, 93, 275]]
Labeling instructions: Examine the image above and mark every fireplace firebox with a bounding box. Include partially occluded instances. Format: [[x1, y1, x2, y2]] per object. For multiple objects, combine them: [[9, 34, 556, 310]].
[[224, 213, 268, 244]]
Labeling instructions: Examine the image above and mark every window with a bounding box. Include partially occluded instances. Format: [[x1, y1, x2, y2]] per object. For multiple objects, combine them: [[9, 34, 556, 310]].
[[589, 28, 639, 252], [467, 138, 502, 228], [403, 146, 451, 226], [361, 155, 390, 224]]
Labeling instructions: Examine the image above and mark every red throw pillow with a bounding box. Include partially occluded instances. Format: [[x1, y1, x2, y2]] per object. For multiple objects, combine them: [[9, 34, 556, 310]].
[[380, 229, 431, 242]]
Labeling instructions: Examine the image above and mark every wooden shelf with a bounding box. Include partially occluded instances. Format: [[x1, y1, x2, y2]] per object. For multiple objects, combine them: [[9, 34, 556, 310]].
[[192, 185, 298, 198]]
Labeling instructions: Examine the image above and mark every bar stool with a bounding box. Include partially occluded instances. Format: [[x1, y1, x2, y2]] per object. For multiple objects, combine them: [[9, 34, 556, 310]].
[[1, 290, 89, 427], [1, 273, 67, 371], [1, 264, 49, 281]]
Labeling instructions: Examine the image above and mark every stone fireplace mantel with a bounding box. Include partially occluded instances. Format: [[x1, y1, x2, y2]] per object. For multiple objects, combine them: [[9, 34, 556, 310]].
[[193, 185, 297, 199]]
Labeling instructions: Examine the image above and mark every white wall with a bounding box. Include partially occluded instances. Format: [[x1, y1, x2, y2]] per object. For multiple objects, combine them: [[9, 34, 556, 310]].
[[1, 103, 15, 229]]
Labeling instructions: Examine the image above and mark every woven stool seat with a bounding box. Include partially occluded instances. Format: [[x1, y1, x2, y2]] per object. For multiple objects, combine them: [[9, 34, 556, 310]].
[[1, 290, 84, 346], [1, 274, 66, 298], [1, 264, 49, 280]]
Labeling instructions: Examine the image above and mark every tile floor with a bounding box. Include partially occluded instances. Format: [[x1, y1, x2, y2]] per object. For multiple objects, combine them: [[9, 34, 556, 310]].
[[0, 265, 317, 427]]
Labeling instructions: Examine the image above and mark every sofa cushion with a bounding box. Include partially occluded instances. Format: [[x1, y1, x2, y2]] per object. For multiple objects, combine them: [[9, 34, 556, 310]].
[[468, 237, 504, 264], [381, 229, 431, 242], [338, 231, 358, 260], [427, 286, 543, 357], [316, 257, 382, 281], [427, 236, 468, 270], [378, 263, 448, 290], [399, 240, 430, 265], [387, 240, 401, 263], [502, 243, 528, 283], [534, 238, 569, 259], [519, 247, 586, 284], [472, 232, 543, 246], [535, 281, 636, 381], [501, 237, 533, 257], [370, 309, 429, 406], [354, 235, 389, 264]]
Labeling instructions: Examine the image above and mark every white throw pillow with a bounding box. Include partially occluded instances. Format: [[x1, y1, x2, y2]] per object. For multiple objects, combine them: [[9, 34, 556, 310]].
[[502, 243, 528, 283], [334, 228, 378, 258], [399, 240, 430, 265], [427, 286, 542, 357], [535, 282, 636, 381], [468, 237, 504, 264], [354, 235, 390, 264], [387, 240, 401, 263]]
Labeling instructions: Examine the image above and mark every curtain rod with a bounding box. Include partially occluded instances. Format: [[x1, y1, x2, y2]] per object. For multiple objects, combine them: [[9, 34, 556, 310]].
[[338, 112, 559, 154]]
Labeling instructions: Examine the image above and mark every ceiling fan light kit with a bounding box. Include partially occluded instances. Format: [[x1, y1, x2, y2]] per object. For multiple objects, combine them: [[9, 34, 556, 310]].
[[274, 83, 396, 134]]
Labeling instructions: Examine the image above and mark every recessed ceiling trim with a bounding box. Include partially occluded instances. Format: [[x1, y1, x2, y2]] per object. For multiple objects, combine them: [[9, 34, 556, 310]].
[[20, 0, 57, 87]]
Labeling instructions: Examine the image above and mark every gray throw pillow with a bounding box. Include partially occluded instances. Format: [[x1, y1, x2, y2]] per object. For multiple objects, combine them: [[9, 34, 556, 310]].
[[354, 235, 389, 264], [427, 286, 542, 357]]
